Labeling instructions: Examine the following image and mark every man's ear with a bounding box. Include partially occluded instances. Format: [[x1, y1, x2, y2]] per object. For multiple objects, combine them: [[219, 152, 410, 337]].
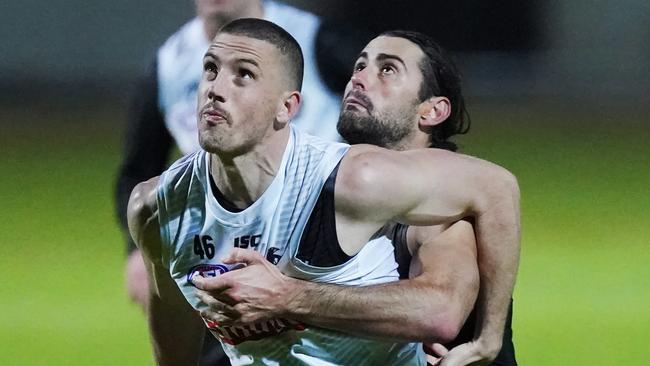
[[276, 91, 301, 126], [417, 96, 451, 127]]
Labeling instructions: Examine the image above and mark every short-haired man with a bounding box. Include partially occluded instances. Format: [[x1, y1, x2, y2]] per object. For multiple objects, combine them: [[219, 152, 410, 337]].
[[118, 0, 343, 311], [129, 19, 519, 365], [118, 4, 347, 363]]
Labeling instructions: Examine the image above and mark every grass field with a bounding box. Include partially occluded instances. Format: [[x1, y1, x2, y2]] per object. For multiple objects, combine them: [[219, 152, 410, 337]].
[[0, 100, 648, 365]]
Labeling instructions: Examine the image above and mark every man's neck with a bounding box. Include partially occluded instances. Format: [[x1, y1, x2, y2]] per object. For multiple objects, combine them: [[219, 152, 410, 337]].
[[200, 4, 265, 40], [209, 128, 290, 210], [385, 130, 429, 151]]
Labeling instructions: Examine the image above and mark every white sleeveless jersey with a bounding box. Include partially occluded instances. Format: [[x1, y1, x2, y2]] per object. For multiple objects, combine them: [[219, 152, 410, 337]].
[[157, 1, 342, 154], [156, 127, 425, 366]]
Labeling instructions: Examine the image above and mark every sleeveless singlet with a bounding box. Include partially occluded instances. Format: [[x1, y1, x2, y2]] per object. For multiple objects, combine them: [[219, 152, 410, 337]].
[[157, 127, 425, 365]]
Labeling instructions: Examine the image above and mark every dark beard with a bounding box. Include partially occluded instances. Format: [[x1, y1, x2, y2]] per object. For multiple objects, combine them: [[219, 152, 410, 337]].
[[337, 110, 412, 148]]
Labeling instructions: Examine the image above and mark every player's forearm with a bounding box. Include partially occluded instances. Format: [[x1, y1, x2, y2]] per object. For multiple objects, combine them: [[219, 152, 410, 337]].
[[282, 277, 463, 343], [128, 180, 205, 365], [145, 250, 205, 365], [148, 293, 205, 366], [144, 257, 205, 365], [472, 173, 521, 352]]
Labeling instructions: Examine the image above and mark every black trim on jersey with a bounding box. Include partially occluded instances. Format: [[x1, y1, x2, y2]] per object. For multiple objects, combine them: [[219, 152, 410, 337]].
[[209, 173, 244, 213], [386, 223, 411, 279], [390, 223, 518, 366], [115, 59, 174, 254], [295, 162, 352, 267]]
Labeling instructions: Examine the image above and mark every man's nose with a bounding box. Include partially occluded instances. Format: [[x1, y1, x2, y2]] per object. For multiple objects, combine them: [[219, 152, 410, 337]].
[[206, 74, 227, 103], [350, 69, 368, 91]]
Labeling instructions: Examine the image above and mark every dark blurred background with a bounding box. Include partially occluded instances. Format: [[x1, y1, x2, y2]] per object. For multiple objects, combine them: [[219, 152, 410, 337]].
[[1, 0, 648, 104]]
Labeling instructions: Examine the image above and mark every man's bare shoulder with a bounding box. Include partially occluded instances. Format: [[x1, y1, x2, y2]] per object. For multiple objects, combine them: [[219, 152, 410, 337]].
[[336, 145, 517, 224], [343, 145, 462, 175], [128, 177, 159, 223], [343, 145, 517, 192], [127, 176, 161, 252], [337, 146, 457, 202]]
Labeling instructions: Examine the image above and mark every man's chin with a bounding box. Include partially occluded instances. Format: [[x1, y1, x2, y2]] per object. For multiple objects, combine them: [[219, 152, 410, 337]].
[[337, 111, 412, 149], [342, 105, 369, 116], [337, 114, 373, 145]]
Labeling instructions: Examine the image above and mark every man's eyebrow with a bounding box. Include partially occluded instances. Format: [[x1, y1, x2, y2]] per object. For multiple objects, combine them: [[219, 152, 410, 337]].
[[376, 53, 407, 70], [356, 51, 368, 61], [237, 58, 260, 68], [203, 51, 218, 61], [202, 53, 260, 69]]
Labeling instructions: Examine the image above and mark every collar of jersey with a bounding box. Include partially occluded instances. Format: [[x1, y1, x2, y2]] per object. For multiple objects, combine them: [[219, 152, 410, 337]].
[[202, 129, 295, 227]]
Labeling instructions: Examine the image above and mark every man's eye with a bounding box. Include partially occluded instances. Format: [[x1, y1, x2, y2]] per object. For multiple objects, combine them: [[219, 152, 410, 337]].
[[353, 63, 365, 73], [203, 62, 219, 74], [204, 62, 218, 75], [380, 64, 396, 75], [239, 69, 254, 79]]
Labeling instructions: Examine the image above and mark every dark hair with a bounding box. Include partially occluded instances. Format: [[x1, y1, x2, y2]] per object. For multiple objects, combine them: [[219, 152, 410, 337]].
[[220, 18, 304, 91], [380, 30, 470, 151]]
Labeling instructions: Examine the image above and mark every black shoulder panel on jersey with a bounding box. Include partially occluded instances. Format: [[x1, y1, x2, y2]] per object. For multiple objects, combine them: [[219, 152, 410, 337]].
[[296, 162, 352, 267], [386, 223, 412, 279]]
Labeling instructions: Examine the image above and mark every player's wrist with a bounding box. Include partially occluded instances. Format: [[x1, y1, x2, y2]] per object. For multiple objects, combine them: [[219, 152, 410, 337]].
[[276, 276, 307, 317], [473, 336, 502, 361]]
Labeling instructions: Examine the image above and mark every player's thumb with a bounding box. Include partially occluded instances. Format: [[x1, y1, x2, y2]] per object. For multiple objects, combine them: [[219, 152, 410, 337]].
[[431, 343, 449, 357], [192, 274, 208, 290]]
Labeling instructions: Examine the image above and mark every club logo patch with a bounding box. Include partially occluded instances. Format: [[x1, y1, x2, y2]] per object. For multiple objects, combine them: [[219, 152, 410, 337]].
[[186, 264, 229, 286]]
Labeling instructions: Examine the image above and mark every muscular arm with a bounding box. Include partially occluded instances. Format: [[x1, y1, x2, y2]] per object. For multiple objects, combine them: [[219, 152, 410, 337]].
[[128, 178, 204, 365], [196, 146, 519, 349], [194, 220, 477, 343], [337, 146, 521, 353], [286, 220, 479, 343]]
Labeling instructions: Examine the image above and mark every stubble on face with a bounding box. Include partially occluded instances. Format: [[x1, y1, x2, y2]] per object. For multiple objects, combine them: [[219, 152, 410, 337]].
[[338, 35, 430, 150], [197, 34, 283, 158], [337, 95, 419, 150]]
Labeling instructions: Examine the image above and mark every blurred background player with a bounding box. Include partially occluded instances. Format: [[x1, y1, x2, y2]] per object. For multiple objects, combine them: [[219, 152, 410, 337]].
[[115, 1, 354, 364]]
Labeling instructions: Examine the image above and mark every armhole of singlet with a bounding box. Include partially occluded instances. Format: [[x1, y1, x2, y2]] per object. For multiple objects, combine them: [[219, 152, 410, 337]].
[[390, 223, 412, 279], [295, 161, 352, 267]]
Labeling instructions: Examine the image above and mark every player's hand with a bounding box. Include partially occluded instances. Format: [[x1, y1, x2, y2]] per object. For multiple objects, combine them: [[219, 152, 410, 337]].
[[424, 340, 498, 366], [193, 248, 299, 326], [125, 249, 150, 312]]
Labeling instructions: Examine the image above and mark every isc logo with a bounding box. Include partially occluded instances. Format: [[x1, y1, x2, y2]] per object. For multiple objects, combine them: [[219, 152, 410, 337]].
[[233, 234, 262, 249]]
